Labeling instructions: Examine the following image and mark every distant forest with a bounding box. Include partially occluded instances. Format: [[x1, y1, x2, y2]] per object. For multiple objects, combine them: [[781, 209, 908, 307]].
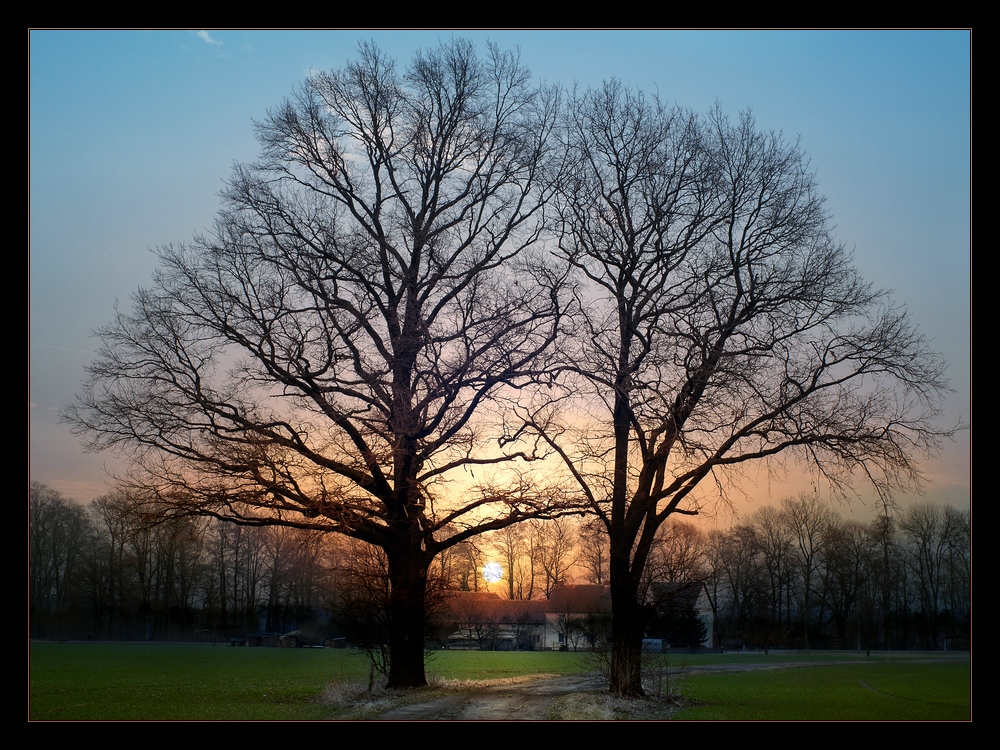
[[30, 481, 968, 651]]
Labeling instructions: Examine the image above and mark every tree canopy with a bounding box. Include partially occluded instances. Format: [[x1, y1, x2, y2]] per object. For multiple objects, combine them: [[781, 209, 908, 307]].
[[67, 39, 573, 687], [66, 43, 953, 692], [530, 83, 953, 694]]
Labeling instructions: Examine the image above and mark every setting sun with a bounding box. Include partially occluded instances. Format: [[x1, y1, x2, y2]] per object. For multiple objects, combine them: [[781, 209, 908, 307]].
[[482, 562, 503, 584]]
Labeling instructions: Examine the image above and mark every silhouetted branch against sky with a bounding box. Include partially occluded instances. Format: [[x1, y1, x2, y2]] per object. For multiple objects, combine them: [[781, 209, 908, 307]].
[[32, 30, 968, 518]]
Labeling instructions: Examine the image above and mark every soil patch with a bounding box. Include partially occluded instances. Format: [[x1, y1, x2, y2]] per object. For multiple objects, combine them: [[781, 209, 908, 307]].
[[332, 656, 964, 721]]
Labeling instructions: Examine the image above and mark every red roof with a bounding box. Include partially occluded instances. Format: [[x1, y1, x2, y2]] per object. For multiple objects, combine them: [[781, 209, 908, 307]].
[[545, 584, 611, 613], [440, 590, 546, 621]]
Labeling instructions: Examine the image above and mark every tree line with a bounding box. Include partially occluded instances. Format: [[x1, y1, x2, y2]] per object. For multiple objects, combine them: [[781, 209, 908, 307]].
[[30, 481, 335, 642], [62, 39, 955, 693], [701, 495, 969, 651], [30, 481, 967, 652], [29, 480, 583, 643]]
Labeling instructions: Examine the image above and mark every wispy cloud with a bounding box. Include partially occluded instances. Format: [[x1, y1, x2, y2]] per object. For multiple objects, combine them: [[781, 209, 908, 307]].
[[196, 30, 222, 47]]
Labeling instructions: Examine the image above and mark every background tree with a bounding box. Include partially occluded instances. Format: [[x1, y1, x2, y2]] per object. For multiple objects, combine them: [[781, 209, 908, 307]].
[[28, 481, 968, 651], [897, 502, 969, 648], [868, 513, 902, 649], [488, 524, 537, 599], [329, 537, 393, 679], [450, 541, 488, 593], [941, 507, 971, 646], [817, 517, 874, 648], [257, 525, 333, 636], [644, 581, 708, 648], [577, 517, 609, 586], [781, 493, 836, 648], [66, 40, 571, 688], [536, 84, 952, 695], [534, 517, 579, 597], [641, 522, 711, 646], [749, 505, 794, 643], [29, 482, 89, 639], [644, 519, 706, 586], [709, 523, 765, 645]]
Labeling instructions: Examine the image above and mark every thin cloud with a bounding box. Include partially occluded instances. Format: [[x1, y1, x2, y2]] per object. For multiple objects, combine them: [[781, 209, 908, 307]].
[[196, 30, 223, 47]]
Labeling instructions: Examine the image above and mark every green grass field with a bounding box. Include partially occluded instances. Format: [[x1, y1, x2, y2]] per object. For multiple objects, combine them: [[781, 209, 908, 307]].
[[29, 643, 969, 721], [670, 660, 970, 720], [28, 644, 592, 720]]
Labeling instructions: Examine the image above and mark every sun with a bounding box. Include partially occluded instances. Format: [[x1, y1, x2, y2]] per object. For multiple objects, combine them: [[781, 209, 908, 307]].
[[482, 561, 503, 584]]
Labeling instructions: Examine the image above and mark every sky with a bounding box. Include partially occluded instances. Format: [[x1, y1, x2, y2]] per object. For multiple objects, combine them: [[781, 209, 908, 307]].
[[29, 30, 970, 521]]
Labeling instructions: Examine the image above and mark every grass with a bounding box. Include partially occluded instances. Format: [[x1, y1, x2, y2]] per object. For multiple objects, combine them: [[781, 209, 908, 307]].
[[30, 643, 970, 721], [29, 643, 591, 721], [30, 643, 370, 720], [670, 660, 971, 721]]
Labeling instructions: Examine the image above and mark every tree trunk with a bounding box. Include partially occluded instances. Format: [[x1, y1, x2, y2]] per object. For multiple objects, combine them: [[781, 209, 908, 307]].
[[609, 525, 649, 698], [385, 547, 429, 689], [609, 584, 647, 696]]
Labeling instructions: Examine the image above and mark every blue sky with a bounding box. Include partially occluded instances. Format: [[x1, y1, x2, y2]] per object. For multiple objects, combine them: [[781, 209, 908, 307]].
[[29, 30, 970, 517]]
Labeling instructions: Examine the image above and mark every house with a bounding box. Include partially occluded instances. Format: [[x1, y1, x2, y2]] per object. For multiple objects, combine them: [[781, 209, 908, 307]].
[[542, 584, 611, 650], [437, 586, 606, 651], [539, 582, 713, 651], [436, 582, 712, 651], [438, 591, 546, 651], [644, 581, 714, 650]]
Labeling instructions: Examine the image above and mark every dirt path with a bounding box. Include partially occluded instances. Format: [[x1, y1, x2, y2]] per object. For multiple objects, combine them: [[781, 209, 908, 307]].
[[370, 656, 966, 721], [371, 663, 804, 721], [374, 674, 607, 721]]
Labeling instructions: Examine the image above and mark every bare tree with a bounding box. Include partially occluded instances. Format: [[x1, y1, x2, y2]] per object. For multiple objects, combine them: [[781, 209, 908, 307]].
[[330, 538, 393, 679], [534, 84, 953, 695], [941, 507, 971, 644], [66, 40, 573, 687], [577, 517, 609, 586], [897, 502, 969, 648], [451, 540, 487, 593], [29, 482, 89, 638], [781, 493, 836, 648], [749, 505, 795, 639], [709, 524, 765, 644], [643, 520, 709, 649], [489, 524, 534, 599], [817, 517, 875, 648], [534, 518, 578, 597], [645, 519, 706, 587]]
